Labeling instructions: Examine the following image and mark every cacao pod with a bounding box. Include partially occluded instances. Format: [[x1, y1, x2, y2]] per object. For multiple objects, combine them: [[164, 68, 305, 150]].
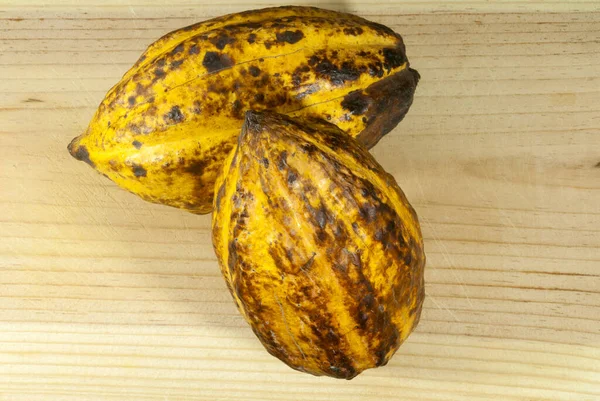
[[212, 110, 425, 379], [68, 6, 420, 214]]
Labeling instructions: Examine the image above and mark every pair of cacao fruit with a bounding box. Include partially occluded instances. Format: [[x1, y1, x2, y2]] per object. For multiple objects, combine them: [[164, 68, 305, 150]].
[[68, 6, 425, 379]]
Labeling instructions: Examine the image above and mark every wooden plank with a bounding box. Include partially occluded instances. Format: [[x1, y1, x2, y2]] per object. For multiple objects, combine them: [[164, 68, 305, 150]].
[[0, 2, 599, 401]]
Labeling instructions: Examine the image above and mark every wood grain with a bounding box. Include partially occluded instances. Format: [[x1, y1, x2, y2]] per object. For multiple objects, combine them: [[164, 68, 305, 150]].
[[1, 1, 599, 400]]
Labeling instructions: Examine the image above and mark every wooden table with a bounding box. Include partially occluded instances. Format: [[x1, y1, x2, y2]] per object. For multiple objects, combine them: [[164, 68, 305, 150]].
[[1, 1, 599, 400]]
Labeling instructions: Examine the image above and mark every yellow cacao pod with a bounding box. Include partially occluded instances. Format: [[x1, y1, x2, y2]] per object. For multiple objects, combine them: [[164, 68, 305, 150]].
[[212, 110, 425, 379], [68, 6, 419, 214]]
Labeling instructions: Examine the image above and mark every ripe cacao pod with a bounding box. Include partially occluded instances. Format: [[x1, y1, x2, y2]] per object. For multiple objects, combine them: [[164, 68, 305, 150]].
[[68, 6, 420, 214], [212, 110, 425, 379]]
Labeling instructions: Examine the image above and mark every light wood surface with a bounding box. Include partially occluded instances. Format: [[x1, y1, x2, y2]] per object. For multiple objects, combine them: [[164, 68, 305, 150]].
[[1, 1, 600, 400]]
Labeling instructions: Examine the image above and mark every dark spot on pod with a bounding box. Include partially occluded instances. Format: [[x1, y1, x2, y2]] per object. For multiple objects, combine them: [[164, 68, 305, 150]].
[[211, 34, 235, 50], [257, 74, 270, 88], [264, 41, 273, 50], [361, 180, 379, 199], [344, 27, 364, 36], [254, 93, 265, 102], [285, 248, 294, 261], [146, 105, 158, 117], [171, 43, 184, 55], [374, 348, 388, 367], [69, 144, 95, 167], [156, 59, 166, 68], [368, 62, 384, 78], [202, 51, 234, 73], [192, 100, 202, 114], [333, 223, 345, 239], [231, 193, 241, 209], [275, 30, 304, 44], [259, 58, 264, 63], [215, 184, 226, 211], [127, 96, 136, 106], [358, 311, 369, 327], [346, 249, 361, 267], [261, 157, 269, 168], [184, 158, 207, 176], [135, 83, 146, 97], [341, 90, 371, 115], [316, 207, 327, 229], [247, 33, 257, 44], [188, 44, 199, 55], [277, 151, 288, 170], [127, 124, 142, 135], [301, 143, 317, 154], [333, 263, 347, 273], [132, 164, 147, 177], [154, 68, 165, 79], [232, 99, 243, 117], [171, 59, 184, 69], [164, 105, 184, 124], [382, 47, 407, 72], [291, 64, 311, 87], [359, 203, 377, 222], [136, 54, 146, 64], [287, 170, 297, 185], [403, 252, 413, 266], [132, 140, 142, 149], [314, 230, 327, 244], [207, 81, 227, 95], [362, 292, 375, 309], [248, 65, 261, 77], [313, 57, 360, 86], [228, 240, 238, 276]]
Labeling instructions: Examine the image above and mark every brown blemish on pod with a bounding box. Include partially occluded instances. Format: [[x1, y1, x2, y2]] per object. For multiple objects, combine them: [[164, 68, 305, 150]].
[[132, 164, 147, 177], [202, 51, 235, 72], [68, 143, 95, 168], [163, 105, 185, 124], [276, 30, 305, 44], [211, 34, 236, 50]]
